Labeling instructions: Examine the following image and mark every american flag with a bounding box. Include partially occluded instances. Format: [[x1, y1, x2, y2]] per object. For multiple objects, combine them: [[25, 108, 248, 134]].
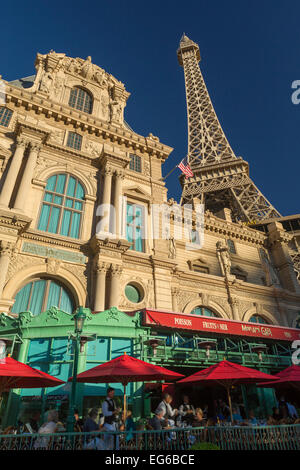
[[178, 157, 193, 178]]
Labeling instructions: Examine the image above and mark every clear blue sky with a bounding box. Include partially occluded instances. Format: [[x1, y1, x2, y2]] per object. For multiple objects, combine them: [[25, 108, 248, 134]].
[[2, 0, 300, 216]]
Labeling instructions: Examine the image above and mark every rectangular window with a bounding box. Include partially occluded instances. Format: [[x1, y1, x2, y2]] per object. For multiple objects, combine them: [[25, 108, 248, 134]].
[[126, 203, 145, 252], [227, 239, 236, 254], [67, 132, 82, 150], [129, 154, 142, 173], [0, 107, 13, 127], [190, 229, 200, 244]]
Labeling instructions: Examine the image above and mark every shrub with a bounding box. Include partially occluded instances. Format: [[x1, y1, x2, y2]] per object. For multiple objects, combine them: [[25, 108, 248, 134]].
[[189, 442, 220, 451]]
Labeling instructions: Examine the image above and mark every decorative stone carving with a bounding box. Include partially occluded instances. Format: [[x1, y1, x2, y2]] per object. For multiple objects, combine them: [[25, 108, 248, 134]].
[[216, 240, 231, 277], [34, 51, 130, 125], [259, 248, 280, 287], [39, 70, 54, 94], [46, 258, 61, 275], [110, 100, 123, 123], [177, 290, 199, 311], [84, 139, 103, 157], [168, 237, 176, 259], [147, 133, 160, 142]]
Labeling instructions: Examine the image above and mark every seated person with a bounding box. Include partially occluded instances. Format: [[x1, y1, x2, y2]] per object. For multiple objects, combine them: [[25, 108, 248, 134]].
[[272, 407, 282, 422], [148, 411, 164, 431], [248, 410, 258, 425], [178, 395, 195, 425], [229, 407, 243, 424], [192, 408, 205, 427]]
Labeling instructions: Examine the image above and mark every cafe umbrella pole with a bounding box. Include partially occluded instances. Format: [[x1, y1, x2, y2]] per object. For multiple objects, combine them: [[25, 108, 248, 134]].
[[66, 307, 87, 433]]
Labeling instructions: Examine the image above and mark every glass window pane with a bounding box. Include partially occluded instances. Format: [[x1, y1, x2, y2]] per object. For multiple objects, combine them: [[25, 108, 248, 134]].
[[0, 107, 13, 127], [45, 175, 57, 191], [38, 204, 51, 231], [70, 212, 81, 238], [65, 198, 73, 208], [60, 209, 72, 236], [11, 282, 33, 313], [66, 177, 76, 197], [48, 206, 61, 233], [56, 174, 66, 194], [44, 193, 53, 203], [53, 195, 63, 205], [29, 280, 46, 315], [75, 182, 85, 200]]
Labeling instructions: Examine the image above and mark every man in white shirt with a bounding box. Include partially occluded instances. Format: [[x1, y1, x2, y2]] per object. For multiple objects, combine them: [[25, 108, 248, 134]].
[[155, 393, 178, 426], [102, 387, 121, 449]]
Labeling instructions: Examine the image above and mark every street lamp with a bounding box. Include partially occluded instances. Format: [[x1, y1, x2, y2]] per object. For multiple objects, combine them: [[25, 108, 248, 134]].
[[66, 306, 88, 433]]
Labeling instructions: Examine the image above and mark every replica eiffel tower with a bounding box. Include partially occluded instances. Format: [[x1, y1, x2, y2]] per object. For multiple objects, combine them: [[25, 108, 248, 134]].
[[177, 34, 281, 222], [177, 34, 300, 279]]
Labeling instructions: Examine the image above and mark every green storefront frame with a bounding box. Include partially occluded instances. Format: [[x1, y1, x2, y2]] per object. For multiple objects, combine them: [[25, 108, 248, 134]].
[[0, 307, 294, 426]]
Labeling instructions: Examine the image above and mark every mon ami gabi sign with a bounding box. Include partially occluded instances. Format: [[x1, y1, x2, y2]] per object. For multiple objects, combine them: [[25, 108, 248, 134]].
[[143, 309, 300, 342]]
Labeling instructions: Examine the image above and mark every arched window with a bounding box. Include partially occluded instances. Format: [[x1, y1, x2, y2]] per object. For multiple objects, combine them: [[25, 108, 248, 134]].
[[69, 87, 93, 114], [190, 306, 219, 317], [249, 315, 269, 324], [11, 279, 74, 315], [38, 174, 84, 239]]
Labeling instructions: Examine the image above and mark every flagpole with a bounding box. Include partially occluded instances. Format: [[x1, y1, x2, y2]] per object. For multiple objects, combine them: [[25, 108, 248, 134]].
[[160, 164, 179, 182]]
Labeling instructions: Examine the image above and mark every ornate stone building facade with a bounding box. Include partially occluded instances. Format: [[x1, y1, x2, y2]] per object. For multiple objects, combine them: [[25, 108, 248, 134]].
[[0, 48, 299, 329]]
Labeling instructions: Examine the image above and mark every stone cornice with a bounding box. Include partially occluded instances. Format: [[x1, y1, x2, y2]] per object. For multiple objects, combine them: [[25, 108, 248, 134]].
[[5, 84, 173, 160], [174, 268, 300, 301], [90, 235, 131, 255], [21, 229, 85, 251], [0, 210, 32, 233]]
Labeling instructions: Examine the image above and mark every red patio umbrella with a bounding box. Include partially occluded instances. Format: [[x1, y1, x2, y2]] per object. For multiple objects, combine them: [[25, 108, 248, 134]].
[[178, 360, 277, 421], [68, 353, 184, 420], [257, 365, 300, 391], [0, 356, 64, 395]]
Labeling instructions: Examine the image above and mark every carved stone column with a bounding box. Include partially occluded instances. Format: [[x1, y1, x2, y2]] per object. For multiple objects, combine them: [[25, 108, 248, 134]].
[[94, 261, 109, 312], [230, 297, 240, 321], [14, 142, 41, 212], [100, 166, 113, 233], [171, 287, 179, 312], [0, 241, 16, 298], [109, 264, 123, 308], [0, 137, 27, 208], [114, 169, 124, 238]]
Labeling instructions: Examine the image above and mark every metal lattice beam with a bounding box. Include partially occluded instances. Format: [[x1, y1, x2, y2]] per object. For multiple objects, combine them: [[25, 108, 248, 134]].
[[177, 35, 281, 223]]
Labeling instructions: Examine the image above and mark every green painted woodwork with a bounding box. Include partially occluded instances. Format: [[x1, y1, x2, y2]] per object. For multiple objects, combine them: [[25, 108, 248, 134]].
[[0, 306, 292, 425]]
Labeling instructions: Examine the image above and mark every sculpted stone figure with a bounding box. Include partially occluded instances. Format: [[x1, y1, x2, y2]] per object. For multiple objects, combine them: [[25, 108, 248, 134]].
[[168, 236, 176, 259], [216, 240, 231, 277], [259, 249, 280, 286], [39, 70, 53, 93], [110, 100, 123, 122], [81, 56, 94, 80]]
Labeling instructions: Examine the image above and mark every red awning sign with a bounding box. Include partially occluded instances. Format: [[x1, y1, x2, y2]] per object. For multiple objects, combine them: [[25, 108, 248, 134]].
[[143, 309, 300, 342]]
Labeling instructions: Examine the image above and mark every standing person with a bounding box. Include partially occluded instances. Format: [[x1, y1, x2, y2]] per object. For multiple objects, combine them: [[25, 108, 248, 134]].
[[155, 394, 178, 426], [178, 395, 195, 425], [102, 387, 121, 450]]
